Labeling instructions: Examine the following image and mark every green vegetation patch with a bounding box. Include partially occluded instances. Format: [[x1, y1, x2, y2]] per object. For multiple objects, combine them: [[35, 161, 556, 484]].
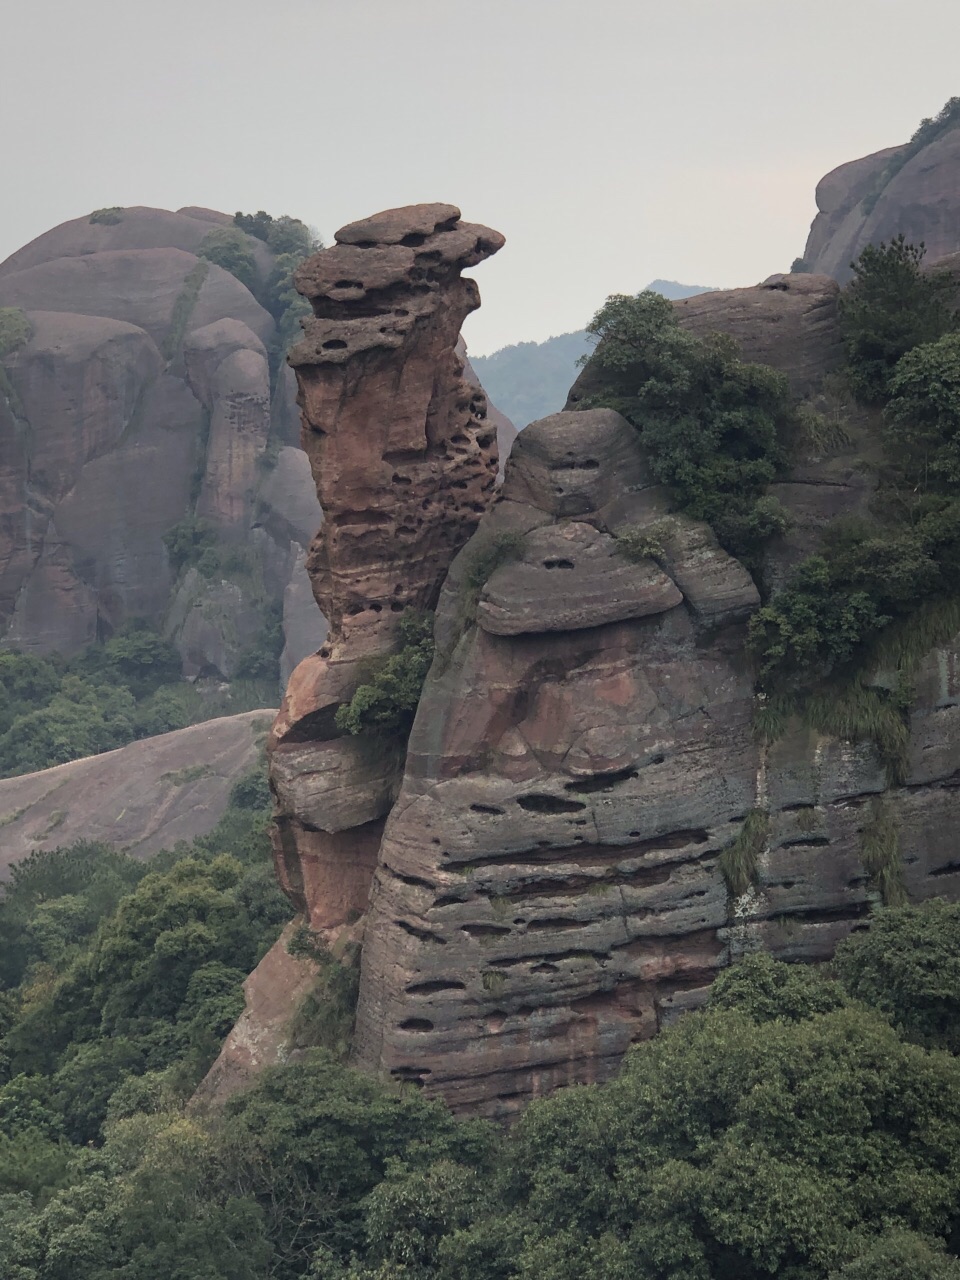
[[88, 206, 123, 225], [162, 260, 209, 361], [718, 807, 768, 898], [580, 290, 795, 569], [858, 793, 906, 907], [838, 235, 957, 404], [0, 307, 31, 359], [198, 226, 259, 294], [335, 610, 435, 739]]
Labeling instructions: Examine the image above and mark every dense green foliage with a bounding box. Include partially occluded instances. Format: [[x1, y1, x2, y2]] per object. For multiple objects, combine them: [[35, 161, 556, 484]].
[[199, 227, 260, 293], [0, 624, 274, 778], [834, 898, 960, 1052], [335, 612, 436, 739], [861, 96, 960, 215], [582, 291, 794, 566], [2, 890, 960, 1278], [837, 236, 957, 404], [0, 777, 287, 1155], [233, 210, 319, 371]]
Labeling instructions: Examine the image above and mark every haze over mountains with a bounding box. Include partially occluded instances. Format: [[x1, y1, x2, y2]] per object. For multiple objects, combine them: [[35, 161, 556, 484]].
[[471, 279, 717, 428]]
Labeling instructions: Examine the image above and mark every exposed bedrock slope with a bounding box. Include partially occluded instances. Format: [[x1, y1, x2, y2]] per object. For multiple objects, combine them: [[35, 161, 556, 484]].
[[353, 402, 960, 1118], [0, 208, 325, 677], [268, 203, 506, 932], [803, 125, 960, 281]]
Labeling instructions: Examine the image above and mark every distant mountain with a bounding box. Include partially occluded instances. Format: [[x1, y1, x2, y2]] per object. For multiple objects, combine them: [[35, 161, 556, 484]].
[[471, 280, 717, 427]]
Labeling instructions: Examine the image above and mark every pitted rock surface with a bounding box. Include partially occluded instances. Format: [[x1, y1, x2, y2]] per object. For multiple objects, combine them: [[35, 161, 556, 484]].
[[477, 522, 682, 635], [353, 407, 960, 1117], [269, 203, 505, 933]]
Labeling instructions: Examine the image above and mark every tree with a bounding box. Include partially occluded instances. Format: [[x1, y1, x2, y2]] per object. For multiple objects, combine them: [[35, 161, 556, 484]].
[[833, 899, 960, 1052], [885, 331, 960, 488], [198, 227, 260, 294], [838, 236, 957, 404], [581, 291, 793, 566], [829, 1230, 960, 1280]]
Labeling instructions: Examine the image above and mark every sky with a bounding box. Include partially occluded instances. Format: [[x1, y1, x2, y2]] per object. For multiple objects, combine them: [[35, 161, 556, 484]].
[[2, 0, 959, 354]]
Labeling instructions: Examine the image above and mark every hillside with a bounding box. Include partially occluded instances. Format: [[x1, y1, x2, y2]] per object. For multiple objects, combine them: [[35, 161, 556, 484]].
[[470, 279, 716, 427]]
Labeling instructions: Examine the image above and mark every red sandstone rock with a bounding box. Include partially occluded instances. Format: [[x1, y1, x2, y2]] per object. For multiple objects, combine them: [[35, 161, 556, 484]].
[[268, 203, 505, 935]]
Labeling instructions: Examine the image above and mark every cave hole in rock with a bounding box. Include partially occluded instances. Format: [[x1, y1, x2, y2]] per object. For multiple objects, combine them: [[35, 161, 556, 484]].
[[461, 922, 512, 939], [470, 803, 505, 816], [355, 239, 376, 248], [405, 979, 466, 995], [397, 920, 446, 945], [392, 473, 412, 485], [400, 232, 427, 246], [517, 794, 587, 815], [932, 860, 960, 876], [334, 279, 364, 290], [564, 766, 639, 795], [432, 894, 467, 909], [322, 339, 348, 350], [543, 558, 575, 570], [390, 1066, 430, 1086], [526, 918, 587, 933], [399, 1018, 434, 1032]]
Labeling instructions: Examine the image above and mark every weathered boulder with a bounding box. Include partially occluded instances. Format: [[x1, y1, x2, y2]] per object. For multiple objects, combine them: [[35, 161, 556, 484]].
[[803, 126, 960, 282], [0, 709, 275, 878], [268, 203, 506, 939], [0, 211, 325, 672]]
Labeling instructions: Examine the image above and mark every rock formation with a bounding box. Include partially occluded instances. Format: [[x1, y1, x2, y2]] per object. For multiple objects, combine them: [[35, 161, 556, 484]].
[[353, 434, 960, 1120], [0, 708, 275, 879], [802, 123, 960, 281], [0, 206, 324, 676], [268, 203, 505, 934]]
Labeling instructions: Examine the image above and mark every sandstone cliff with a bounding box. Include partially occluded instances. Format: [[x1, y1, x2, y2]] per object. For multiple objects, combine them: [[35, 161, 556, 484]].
[[802, 109, 960, 280], [0, 206, 325, 678], [350, 273, 960, 1117]]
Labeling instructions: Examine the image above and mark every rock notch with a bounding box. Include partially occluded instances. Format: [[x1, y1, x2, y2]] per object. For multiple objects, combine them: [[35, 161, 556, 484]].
[[268, 204, 505, 934]]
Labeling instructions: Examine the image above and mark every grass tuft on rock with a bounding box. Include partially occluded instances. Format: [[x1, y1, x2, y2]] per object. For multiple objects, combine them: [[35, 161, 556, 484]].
[[859, 794, 906, 907], [719, 808, 769, 899]]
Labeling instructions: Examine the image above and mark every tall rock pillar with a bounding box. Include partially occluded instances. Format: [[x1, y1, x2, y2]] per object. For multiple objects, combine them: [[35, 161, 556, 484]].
[[269, 204, 505, 936]]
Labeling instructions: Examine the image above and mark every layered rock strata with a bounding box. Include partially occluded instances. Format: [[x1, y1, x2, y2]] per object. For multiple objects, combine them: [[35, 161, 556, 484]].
[[269, 204, 505, 933], [352, 405, 960, 1118]]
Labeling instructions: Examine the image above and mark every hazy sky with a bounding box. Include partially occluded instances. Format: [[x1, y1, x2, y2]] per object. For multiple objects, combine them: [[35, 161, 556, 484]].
[[2, 0, 958, 353]]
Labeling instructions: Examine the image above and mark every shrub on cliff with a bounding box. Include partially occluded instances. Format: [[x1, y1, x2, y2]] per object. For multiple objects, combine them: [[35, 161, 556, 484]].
[[885, 331, 960, 488], [335, 611, 436, 739], [839, 236, 957, 404], [198, 227, 259, 294], [581, 291, 793, 566], [0, 308, 31, 359]]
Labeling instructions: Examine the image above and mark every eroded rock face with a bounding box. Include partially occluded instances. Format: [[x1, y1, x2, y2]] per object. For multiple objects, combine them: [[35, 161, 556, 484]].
[[269, 204, 505, 933], [352, 408, 960, 1118], [0, 208, 326, 673], [802, 128, 960, 282]]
